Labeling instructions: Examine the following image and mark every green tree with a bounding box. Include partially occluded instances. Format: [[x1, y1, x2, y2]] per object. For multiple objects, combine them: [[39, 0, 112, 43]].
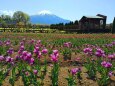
[[112, 17, 115, 34], [13, 11, 30, 25], [0, 15, 11, 31], [1, 14, 12, 22]]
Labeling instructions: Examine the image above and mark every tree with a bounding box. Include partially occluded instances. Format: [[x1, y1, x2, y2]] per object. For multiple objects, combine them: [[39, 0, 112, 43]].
[[13, 11, 30, 26], [74, 20, 78, 25], [112, 17, 115, 34], [0, 15, 11, 31]]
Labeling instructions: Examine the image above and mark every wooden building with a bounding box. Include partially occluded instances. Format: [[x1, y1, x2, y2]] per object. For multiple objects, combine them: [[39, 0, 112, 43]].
[[79, 14, 107, 30]]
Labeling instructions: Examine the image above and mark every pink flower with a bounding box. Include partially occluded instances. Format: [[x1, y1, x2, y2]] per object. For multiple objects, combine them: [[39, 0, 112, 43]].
[[25, 71, 29, 76], [50, 50, 59, 62], [37, 40, 41, 44], [71, 68, 80, 75], [51, 54, 58, 62], [101, 61, 107, 66], [33, 70, 38, 75], [5, 41, 10, 46], [42, 49, 48, 54], [75, 57, 81, 61], [33, 49, 37, 54], [53, 50, 58, 55]]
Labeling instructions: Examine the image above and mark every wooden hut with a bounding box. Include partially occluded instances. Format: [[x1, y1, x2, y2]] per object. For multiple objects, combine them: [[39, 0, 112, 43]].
[[79, 14, 107, 30]]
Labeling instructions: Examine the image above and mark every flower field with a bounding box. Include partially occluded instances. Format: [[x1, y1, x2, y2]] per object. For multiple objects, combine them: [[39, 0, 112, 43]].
[[0, 33, 115, 86]]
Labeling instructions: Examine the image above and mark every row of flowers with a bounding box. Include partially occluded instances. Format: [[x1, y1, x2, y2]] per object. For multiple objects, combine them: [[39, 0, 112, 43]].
[[0, 38, 115, 86]]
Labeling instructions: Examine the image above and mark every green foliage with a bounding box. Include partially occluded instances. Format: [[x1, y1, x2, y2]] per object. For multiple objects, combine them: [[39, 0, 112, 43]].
[[51, 63, 59, 86], [84, 58, 96, 79], [66, 70, 77, 86]]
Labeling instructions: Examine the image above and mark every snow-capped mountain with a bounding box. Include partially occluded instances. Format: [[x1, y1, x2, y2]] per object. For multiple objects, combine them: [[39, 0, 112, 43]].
[[30, 11, 70, 24]]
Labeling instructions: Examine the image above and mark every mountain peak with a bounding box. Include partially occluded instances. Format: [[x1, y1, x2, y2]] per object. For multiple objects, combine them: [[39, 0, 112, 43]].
[[38, 10, 52, 15], [30, 10, 71, 24]]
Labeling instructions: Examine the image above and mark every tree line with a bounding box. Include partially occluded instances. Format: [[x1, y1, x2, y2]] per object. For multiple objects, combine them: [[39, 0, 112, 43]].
[[50, 20, 79, 31], [0, 11, 30, 28]]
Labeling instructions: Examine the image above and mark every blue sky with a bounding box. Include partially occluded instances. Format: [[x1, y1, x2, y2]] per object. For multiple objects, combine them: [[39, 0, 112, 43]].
[[0, 0, 115, 23]]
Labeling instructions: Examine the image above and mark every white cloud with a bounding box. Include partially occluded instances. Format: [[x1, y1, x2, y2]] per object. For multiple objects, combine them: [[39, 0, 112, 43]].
[[0, 10, 15, 16], [38, 10, 52, 15]]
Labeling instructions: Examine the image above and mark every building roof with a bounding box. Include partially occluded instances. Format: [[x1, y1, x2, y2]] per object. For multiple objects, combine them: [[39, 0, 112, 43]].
[[83, 16, 103, 19]]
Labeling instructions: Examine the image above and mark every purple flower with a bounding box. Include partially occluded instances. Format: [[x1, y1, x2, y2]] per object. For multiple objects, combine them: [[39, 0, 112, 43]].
[[37, 40, 41, 44], [33, 47, 39, 54], [64, 42, 72, 47], [50, 54, 58, 62], [20, 42, 24, 46], [7, 48, 14, 55], [108, 71, 113, 77], [33, 49, 37, 54], [111, 41, 115, 45], [5, 40, 11, 46], [22, 51, 28, 56], [95, 48, 105, 57], [29, 58, 34, 65], [20, 55, 24, 59], [38, 51, 42, 59], [18, 50, 23, 55], [50, 50, 59, 62], [108, 54, 114, 59], [30, 39, 35, 44], [83, 48, 92, 55], [27, 52, 32, 58], [0, 55, 4, 61], [15, 55, 19, 59], [42, 49, 48, 54], [101, 61, 112, 68], [20, 45, 25, 51], [6, 56, 13, 62], [101, 61, 107, 66], [33, 70, 38, 75], [106, 44, 113, 47], [105, 62, 112, 68], [53, 50, 58, 55]]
